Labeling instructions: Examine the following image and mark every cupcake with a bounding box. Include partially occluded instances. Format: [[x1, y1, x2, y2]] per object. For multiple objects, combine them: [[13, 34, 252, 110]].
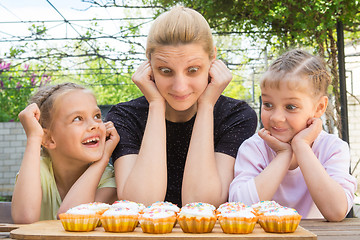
[[258, 207, 302, 233], [76, 202, 110, 227], [59, 206, 100, 232], [143, 201, 180, 214], [177, 202, 217, 233], [216, 202, 247, 215], [100, 207, 140, 232], [111, 200, 145, 213], [251, 201, 282, 216], [218, 207, 258, 234], [139, 208, 177, 234], [76, 202, 110, 215]]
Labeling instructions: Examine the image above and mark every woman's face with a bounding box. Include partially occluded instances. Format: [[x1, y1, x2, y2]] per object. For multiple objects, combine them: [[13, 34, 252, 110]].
[[150, 43, 213, 120]]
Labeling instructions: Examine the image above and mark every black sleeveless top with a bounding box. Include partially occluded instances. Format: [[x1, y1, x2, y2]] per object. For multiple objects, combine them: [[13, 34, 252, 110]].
[[106, 95, 257, 206]]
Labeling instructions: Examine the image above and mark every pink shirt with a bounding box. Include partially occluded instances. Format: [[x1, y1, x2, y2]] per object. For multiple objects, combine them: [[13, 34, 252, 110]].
[[229, 131, 357, 218]]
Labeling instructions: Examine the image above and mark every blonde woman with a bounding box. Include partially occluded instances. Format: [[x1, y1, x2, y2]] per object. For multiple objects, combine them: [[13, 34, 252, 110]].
[[106, 6, 257, 207]]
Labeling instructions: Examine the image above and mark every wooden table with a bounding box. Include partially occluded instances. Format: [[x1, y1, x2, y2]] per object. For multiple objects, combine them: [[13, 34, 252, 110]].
[[300, 218, 360, 240], [1, 218, 360, 240]]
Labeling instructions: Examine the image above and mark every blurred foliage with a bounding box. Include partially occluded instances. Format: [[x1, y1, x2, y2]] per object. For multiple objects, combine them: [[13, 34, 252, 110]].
[[144, 0, 360, 134], [0, 60, 52, 122], [6, 1, 360, 122], [0, 18, 144, 122], [0, 195, 11, 202], [0, 8, 251, 121], [145, 0, 360, 47]]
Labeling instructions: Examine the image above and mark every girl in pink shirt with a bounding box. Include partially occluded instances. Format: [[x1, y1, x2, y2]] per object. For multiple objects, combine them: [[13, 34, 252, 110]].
[[229, 49, 357, 221]]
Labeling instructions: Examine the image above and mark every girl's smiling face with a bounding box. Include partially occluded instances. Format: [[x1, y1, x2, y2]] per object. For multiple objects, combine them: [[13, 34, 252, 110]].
[[150, 43, 213, 121], [261, 81, 321, 143], [48, 89, 106, 164]]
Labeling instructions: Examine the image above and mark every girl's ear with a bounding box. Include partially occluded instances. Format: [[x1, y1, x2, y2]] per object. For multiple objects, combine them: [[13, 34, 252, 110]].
[[314, 96, 328, 118], [42, 129, 56, 150], [212, 46, 217, 60]]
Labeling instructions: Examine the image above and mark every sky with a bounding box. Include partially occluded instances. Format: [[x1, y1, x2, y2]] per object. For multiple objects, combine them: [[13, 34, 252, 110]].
[[0, 0, 152, 38], [0, 0, 156, 72], [0, 0, 117, 22]]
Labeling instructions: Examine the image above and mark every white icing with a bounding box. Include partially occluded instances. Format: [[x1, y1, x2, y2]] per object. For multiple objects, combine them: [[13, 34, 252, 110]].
[[217, 202, 247, 213], [179, 203, 215, 217], [66, 207, 97, 215], [264, 207, 299, 216], [218, 207, 256, 218], [102, 207, 139, 216], [140, 209, 176, 219], [252, 201, 280, 208], [143, 201, 180, 213], [111, 200, 144, 212], [251, 201, 282, 213], [76, 202, 110, 211]]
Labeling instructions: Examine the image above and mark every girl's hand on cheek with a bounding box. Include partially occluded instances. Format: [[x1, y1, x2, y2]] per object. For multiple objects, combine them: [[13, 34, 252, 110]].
[[103, 121, 120, 156], [132, 61, 164, 104], [258, 128, 292, 154], [291, 118, 323, 147], [18, 103, 44, 140], [198, 60, 232, 106]]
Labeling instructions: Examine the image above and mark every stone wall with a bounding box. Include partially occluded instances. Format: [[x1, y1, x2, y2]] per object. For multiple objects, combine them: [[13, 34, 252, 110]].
[[0, 122, 26, 198]]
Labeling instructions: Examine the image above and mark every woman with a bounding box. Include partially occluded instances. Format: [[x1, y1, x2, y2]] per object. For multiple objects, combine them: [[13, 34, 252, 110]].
[[106, 6, 257, 207]]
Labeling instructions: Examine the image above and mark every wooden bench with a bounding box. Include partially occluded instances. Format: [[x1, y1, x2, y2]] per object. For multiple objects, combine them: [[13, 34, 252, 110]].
[[0, 201, 13, 223]]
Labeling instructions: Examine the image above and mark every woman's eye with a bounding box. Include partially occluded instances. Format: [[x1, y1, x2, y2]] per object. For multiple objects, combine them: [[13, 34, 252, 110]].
[[286, 105, 297, 110], [188, 67, 199, 73], [160, 67, 171, 74], [94, 113, 102, 120]]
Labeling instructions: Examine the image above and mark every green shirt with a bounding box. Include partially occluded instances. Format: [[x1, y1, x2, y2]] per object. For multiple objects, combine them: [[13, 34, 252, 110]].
[[17, 156, 116, 220]]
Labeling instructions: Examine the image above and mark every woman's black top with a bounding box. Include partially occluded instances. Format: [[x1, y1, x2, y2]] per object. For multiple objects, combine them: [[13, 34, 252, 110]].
[[106, 95, 257, 206]]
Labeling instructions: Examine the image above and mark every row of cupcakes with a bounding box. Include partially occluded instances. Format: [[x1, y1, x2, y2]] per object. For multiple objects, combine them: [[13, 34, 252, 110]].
[[59, 200, 301, 234], [59, 200, 179, 233]]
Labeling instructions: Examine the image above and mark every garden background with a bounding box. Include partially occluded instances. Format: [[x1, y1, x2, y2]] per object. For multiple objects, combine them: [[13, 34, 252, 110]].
[[1, 0, 360, 204]]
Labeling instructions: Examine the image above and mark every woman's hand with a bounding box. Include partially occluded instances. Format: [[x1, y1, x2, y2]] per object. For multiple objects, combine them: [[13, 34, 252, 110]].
[[103, 121, 120, 158], [132, 61, 164, 104], [198, 60, 232, 106], [291, 118, 323, 147], [18, 103, 44, 140]]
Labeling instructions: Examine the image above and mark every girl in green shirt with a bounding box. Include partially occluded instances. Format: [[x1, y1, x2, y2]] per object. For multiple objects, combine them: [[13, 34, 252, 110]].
[[12, 82, 119, 223]]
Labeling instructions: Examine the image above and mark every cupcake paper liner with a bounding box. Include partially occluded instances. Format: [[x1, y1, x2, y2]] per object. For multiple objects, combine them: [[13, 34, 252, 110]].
[[139, 216, 177, 234], [218, 216, 258, 234], [100, 215, 139, 232], [59, 213, 100, 232], [258, 214, 302, 233], [177, 215, 217, 233]]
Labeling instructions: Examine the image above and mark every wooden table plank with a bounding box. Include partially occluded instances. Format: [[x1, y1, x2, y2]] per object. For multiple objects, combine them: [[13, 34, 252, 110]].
[[0, 224, 22, 233], [301, 218, 360, 226], [10, 220, 316, 240], [300, 218, 360, 240]]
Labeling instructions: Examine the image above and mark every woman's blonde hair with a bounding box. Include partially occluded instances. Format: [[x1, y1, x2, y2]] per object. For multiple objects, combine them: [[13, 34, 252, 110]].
[[260, 49, 331, 98], [146, 6, 214, 60]]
